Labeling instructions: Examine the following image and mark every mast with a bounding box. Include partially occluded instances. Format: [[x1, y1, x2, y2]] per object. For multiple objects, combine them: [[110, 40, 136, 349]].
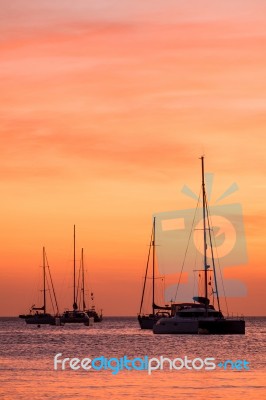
[[81, 248, 86, 311], [200, 156, 208, 300], [43, 246, 46, 314], [139, 225, 153, 315], [73, 225, 78, 310], [152, 216, 156, 315]]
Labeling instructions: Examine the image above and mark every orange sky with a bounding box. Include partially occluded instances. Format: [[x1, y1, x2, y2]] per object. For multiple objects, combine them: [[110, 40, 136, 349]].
[[0, 1, 266, 316]]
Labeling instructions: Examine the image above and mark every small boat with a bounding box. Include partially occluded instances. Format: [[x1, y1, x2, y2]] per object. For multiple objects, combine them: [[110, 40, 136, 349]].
[[153, 157, 245, 335], [60, 226, 90, 325], [19, 247, 60, 325], [138, 217, 171, 329]]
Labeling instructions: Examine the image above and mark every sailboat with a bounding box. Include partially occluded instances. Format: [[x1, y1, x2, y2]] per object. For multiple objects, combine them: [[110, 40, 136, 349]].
[[77, 248, 103, 322], [138, 217, 171, 329], [153, 157, 245, 334], [60, 226, 90, 325], [19, 247, 60, 325]]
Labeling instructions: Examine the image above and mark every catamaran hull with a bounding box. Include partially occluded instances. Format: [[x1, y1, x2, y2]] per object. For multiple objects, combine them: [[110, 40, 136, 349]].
[[60, 319, 89, 325], [153, 318, 245, 334], [60, 311, 90, 325], [60, 317, 89, 325], [24, 315, 56, 325], [198, 319, 245, 334], [153, 319, 199, 334]]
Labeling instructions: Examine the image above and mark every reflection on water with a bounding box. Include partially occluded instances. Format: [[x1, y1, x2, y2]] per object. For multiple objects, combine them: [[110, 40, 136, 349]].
[[0, 317, 265, 399]]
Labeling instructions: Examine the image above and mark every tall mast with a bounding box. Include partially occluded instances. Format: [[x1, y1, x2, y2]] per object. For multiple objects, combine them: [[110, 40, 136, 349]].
[[201, 156, 208, 300], [139, 225, 153, 315], [81, 248, 86, 311], [43, 246, 46, 314], [73, 225, 78, 310], [152, 216, 156, 315]]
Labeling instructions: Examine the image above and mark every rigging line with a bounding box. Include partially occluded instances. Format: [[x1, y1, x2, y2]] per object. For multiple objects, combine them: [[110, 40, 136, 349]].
[[46, 283, 56, 314], [205, 200, 221, 313], [163, 276, 166, 304], [159, 276, 165, 306], [192, 241, 199, 298], [44, 258, 55, 314], [193, 270, 196, 298], [45, 252, 60, 315], [206, 205, 229, 316], [139, 223, 153, 315], [143, 284, 152, 315], [81, 249, 86, 311], [193, 228, 200, 295], [198, 272, 202, 297], [78, 266, 83, 311], [174, 187, 201, 302], [76, 257, 82, 307], [217, 254, 229, 316]]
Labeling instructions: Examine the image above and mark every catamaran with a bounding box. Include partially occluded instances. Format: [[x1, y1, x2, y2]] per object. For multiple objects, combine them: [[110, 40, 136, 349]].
[[153, 157, 245, 334]]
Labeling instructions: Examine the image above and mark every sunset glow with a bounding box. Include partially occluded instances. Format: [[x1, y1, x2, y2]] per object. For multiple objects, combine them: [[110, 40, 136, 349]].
[[1, 0, 266, 316]]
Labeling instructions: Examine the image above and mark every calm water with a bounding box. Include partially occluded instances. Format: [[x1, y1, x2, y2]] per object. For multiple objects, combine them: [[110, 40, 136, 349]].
[[0, 317, 265, 399]]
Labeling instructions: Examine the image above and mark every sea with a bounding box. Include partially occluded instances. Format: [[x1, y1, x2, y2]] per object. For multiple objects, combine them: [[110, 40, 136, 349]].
[[0, 317, 265, 400]]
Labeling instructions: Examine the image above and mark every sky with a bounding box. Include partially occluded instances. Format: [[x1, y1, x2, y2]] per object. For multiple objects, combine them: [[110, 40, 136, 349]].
[[0, 0, 266, 316]]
